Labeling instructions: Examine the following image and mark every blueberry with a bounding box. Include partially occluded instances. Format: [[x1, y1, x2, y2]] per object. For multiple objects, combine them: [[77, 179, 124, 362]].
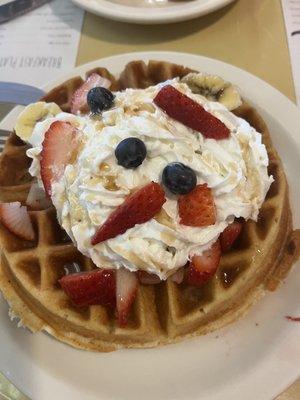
[[87, 87, 114, 114], [115, 137, 147, 169], [162, 162, 197, 195]]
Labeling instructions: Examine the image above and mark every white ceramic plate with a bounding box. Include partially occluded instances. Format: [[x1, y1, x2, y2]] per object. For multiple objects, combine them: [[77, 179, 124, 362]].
[[0, 52, 300, 400], [71, 0, 235, 24]]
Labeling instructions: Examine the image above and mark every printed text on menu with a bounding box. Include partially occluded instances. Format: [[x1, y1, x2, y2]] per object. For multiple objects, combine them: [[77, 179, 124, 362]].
[[0, 0, 84, 87]]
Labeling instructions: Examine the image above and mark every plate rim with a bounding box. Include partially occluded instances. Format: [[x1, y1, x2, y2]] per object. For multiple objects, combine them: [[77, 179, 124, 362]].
[[70, 0, 235, 24], [0, 51, 300, 400]]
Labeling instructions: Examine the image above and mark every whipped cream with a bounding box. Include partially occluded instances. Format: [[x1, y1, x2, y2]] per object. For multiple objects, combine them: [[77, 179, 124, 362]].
[[25, 79, 273, 279]]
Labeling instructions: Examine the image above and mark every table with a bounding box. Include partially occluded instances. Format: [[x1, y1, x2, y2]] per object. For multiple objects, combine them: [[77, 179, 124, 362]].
[[78, 0, 295, 101], [0, 0, 299, 398]]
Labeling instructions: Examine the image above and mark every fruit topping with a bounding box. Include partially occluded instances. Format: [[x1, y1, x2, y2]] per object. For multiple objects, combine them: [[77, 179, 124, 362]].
[[162, 162, 197, 195], [116, 268, 138, 327], [154, 85, 230, 140], [178, 184, 216, 227], [40, 121, 79, 197], [71, 73, 111, 114], [87, 86, 115, 114], [182, 73, 242, 111], [91, 182, 166, 245], [63, 262, 82, 276], [26, 182, 52, 210], [138, 271, 162, 285], [0, 202, 35, 241], [14, 102, 61, 141], [186, 241, 221, 286], [220, 220, 243, 252], [115, 137, 147, 169], [59, 269, 116, 308], [170, 268, 185, 284]]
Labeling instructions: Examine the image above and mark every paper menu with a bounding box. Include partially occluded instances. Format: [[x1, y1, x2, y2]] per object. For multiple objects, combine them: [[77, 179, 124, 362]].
[[0, 0, 84, 87], [282, 0, 300, 106]]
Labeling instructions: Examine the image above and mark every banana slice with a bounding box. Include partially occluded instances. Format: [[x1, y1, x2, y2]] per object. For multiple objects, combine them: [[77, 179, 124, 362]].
[[15, 102, 61, 141], [182, 72, 242, 111]]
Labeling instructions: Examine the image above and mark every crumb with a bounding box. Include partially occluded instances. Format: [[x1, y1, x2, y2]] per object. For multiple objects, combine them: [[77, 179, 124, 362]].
[[286, 315, 300, 322], [255, 322, 259, 326]]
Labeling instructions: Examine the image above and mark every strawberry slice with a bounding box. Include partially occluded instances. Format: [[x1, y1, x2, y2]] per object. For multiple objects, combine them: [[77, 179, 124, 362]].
[[170, 268, 185, 284], [186, 241, 221, 286], [59, 269, 116, 308], [40, 121, 79, 197], [71, 73, 111, 115], [220, 221, 243, 252], [26, 182, 52, 210], [138, 271, 162, 285], [154, 85, 230, 140], [178, 184, 216, 227], [0, 202, 35, 241], [116, 268, 138, 327], [91, 182, 166, 245]]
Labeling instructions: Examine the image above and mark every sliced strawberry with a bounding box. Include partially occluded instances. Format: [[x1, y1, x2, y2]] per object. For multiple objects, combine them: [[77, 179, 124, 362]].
[[138, 271, 162, 285], [26, 182, 52, 210], [71, 73, 111, 114], [170, 268, 185, 284], [116, 268, 138, 327], [186, 241, 221, 287], [40, 121, 79, 197], [178, 184, 216, 227], [91, 182, 166, 245], [0, 202, 35, 241], [154, 85, 230, 140], [220, 221, 243, 252], [59, 269, 116, 308]]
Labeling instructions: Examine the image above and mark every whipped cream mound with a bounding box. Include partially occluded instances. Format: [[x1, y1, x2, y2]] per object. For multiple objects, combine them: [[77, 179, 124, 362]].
[[25, 79, 273, 280]]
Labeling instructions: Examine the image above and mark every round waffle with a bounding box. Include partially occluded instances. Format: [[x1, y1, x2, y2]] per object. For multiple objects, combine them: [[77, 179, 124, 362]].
[[0, 61, 299, 352]]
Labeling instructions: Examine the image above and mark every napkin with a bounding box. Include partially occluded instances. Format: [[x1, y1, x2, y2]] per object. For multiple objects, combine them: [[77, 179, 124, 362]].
[[282, 0, 300, 106]]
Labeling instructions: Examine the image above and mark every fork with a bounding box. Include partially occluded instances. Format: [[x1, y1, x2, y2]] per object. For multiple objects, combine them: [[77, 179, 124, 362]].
[[0, 128, 12, 151], [0, 82, 45, 152]]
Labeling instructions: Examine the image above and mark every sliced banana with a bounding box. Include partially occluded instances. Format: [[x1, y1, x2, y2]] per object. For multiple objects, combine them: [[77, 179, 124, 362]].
[[15, 101, 61, 141], [182, 72, 242, 111]]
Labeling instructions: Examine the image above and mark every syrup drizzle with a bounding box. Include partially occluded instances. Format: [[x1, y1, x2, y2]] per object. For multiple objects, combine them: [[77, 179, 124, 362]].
[[219, 265, 244, 289]]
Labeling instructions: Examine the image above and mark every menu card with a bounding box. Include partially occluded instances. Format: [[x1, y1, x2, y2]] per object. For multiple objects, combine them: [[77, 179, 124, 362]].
[[0, 0, 84, 87], [282, 0, 300, 105]]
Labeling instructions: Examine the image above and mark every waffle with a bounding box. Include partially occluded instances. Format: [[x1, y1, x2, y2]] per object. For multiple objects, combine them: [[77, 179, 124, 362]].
[[0, 60, 299, 352]]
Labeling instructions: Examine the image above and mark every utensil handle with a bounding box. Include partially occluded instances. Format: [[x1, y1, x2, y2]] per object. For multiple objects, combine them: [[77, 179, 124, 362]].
[[0, 0, 52, 24]]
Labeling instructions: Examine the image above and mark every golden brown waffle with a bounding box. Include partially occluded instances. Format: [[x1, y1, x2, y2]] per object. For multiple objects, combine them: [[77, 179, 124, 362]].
[[0, 134, 32, 203], [0, 61, 299, 352], [42, 67, 121, 112]]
